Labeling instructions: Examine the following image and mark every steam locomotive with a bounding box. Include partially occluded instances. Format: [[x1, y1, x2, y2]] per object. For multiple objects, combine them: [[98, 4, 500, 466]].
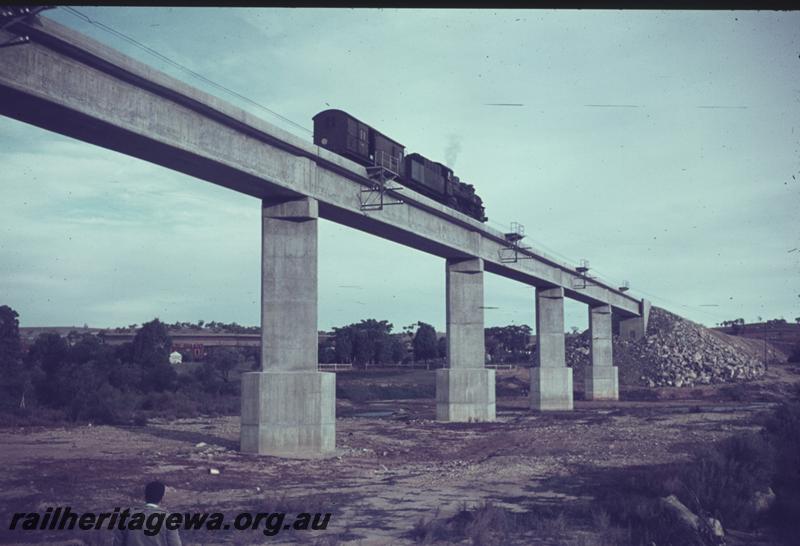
[[312, 109, 487, 222]]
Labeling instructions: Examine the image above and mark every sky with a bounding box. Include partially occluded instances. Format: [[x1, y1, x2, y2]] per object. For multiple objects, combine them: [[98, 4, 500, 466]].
[[1, 8, 798, 333]]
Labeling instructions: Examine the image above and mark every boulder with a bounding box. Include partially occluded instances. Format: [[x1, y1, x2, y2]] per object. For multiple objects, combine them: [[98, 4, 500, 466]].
[[750, 487, 776, 514]]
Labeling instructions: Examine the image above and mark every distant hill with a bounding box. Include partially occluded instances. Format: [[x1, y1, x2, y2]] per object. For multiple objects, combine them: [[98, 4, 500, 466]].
[[713, 321, 799, 358]]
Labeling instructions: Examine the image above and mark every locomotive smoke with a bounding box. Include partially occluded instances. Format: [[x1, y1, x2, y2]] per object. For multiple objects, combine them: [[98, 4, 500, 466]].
[[444, 134, 462, 168]]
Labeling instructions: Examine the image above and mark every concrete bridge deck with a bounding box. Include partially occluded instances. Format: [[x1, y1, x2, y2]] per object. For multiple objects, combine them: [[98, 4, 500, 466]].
[[0, 13, 650, 457]]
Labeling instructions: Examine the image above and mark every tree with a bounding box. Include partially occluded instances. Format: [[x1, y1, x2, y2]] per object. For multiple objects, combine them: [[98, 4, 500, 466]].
[[373, 334, 394, 364], [333, 326, 354, 363], [437, 336, 447, 359], [27, 332, 69, 405], [67, 333, 106, 365], [390, 336, 407, 363], [28, 329, 124, 411], [412, 322, 438, 361], [331, 319, 394, 366], [28, 332, 68, 376], [132, 318, 171, 368], [353, 329, 375, 365], [0, 305, 29, 409], [206, 347, 242, 383], [0, 305, 22, 367], [721, 318, 746, 334], [485, 324, 533, 363], [485, 333, 500, 361], [132, 319, 176, 392], [318, 336, 336, 364], [197, 347, 243, 395], [66, 330, 81, 346]]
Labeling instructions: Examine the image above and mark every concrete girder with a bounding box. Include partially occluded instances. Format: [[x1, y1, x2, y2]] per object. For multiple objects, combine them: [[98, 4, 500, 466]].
[[0, 18, 645, 318]]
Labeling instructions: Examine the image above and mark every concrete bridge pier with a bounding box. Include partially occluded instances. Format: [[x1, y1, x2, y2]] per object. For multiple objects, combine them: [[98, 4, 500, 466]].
[[531, 287, 573, 411], [617, 299, 652, 340], [240, 197, 335, 457], [436, 258, 496, 422], [585, 304, 618, 400]]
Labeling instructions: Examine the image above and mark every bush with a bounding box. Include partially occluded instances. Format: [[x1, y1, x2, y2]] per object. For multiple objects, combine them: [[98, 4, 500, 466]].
[[139, 362, 179, 393], [594, 468, 707, 545], [764, 398, 800, 471], [68, 382, 139, 425], [763, 398, 800, 538], [680, 432, 775, 528], [194, 348, 243, 396], [0, 406, 69, 427], [137, 391, 199, 419], [137, 389, 239, 419]]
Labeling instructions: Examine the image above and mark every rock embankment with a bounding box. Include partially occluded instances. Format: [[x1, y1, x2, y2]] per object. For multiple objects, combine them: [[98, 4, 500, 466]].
[[567, 307, 778, 387]]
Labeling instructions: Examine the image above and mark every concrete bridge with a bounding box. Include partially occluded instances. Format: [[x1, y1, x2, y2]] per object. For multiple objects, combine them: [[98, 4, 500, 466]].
[[0, 14, 649, 457]]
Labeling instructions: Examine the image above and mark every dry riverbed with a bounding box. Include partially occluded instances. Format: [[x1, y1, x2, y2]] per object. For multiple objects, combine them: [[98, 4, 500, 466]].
[[1, 364, 798, 545]]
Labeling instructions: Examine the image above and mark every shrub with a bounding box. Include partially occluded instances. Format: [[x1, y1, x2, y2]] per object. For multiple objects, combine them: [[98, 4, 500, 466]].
[[137, 391, 199, 419], [408, 511, 448, 544], [463, 502, 513, 546], [681, 432, 775, 528], [68, 382, 139, 425], [763, 398, 800, 537], [137, 389, 238, 419], [0, 406, 68, 427], [140, 362, 178, 393], [595, 468, 705, 545]]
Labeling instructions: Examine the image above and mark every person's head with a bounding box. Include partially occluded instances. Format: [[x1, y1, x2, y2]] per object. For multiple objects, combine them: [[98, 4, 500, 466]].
[[144, 481, 166, 505]]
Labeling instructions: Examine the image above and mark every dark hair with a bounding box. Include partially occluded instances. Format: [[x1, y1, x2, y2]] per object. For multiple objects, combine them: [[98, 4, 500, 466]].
[[144, 481, 166, 504]]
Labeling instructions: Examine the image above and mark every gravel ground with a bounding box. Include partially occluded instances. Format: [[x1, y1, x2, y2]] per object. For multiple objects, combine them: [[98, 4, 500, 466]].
[[1, 364, 798, 545]]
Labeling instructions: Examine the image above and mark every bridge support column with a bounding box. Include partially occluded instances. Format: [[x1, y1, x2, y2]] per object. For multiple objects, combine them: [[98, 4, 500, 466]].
[[437, 258, 495, 422], [585, 304, 618, 400], [531, 287, 573, 411], [240, 197, 335, 457], [618, 299, 651, 340]]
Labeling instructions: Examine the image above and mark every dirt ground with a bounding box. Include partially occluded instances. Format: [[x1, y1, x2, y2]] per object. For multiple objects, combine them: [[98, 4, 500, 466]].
[[1, 364, 799, 546]]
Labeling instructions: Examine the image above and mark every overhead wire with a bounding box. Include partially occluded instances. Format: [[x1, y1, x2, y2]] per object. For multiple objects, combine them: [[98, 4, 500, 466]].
[[490, 213, 737, 322], [59, 6, 313, 136], [492, 219, 733, 323], [52, 8, 591, 276], [51, 8, 738, 326]]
